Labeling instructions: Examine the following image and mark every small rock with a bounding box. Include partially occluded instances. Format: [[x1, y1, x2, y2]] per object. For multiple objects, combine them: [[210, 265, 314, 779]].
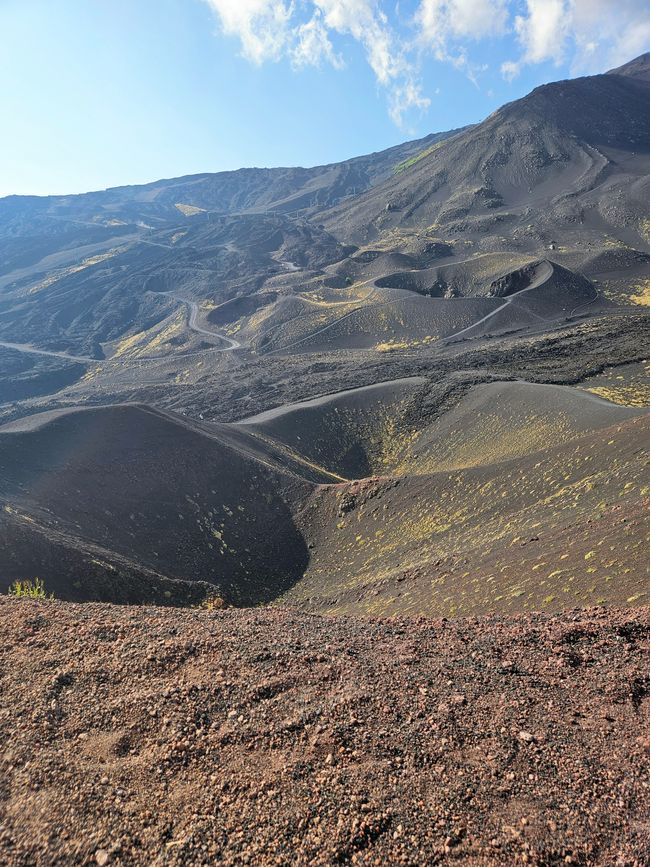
[[95, 850, 110, 866]]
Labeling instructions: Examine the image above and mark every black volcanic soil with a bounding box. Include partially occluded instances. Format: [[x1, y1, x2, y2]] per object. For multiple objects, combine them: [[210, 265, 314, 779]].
[[0, 53, 649, 867], [0, 405, 312, 606], [0, 599, 648, 866]]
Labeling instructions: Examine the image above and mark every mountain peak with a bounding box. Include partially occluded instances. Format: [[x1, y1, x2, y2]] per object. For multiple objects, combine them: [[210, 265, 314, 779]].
[[607, 51, 650, 81]]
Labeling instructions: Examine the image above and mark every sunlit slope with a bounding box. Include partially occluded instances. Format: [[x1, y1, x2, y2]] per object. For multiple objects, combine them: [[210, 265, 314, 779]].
[[236, 377, 427, 480], [237, 379, 643, 480], [320, 56, 650, 247], [579, 361, 650, 408], [284, 412, 649, 617], [210, 255, 597, 357], [390, 381, 644, 474]]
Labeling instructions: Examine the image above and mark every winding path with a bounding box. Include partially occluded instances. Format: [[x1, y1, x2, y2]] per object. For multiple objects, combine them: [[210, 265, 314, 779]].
[[0, 292, 242, 366], [262, 261, 560, 355], [157, 293, 242, 351], [442, 261, 554, 343], [237, 376, 426, 425], [0, 340, 95, 363]]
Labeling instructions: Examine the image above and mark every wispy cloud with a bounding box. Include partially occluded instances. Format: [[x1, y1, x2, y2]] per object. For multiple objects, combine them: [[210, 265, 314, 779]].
[[416, 0, 509, 51], [505, 0, 650, 79], [292, 14, 344, 70], [202, 0, 430, 127], [203, 0, 293, 65], [202, 0, 650, 124]]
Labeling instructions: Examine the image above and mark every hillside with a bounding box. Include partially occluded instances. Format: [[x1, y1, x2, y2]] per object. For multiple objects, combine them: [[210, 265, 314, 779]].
[[0, 404, 313, 605], [0, 128, 464, 238], [2, 23, 650, 867], [320, 54, 650, 248], [0, 53, 648, 617]]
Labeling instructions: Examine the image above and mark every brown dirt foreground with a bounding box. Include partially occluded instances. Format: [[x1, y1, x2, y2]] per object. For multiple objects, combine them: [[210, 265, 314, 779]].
[[0, 600, 649, 866]]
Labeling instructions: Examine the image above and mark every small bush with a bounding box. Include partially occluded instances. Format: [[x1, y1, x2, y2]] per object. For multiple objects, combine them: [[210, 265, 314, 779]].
[[200, 593, 226, 611], [7, 578, 53, 599]]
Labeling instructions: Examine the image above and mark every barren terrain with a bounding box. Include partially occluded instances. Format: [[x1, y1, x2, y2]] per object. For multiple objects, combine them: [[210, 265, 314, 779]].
[[1, 599, 648, 866], [0, 54, 649, 866]]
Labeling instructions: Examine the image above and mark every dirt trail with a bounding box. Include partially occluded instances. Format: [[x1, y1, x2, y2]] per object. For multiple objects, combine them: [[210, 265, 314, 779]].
[[158, 292, 242, 351], [236, 376, 426, 424], [443, 260, 555, 342], [0, 340, 94, 363]]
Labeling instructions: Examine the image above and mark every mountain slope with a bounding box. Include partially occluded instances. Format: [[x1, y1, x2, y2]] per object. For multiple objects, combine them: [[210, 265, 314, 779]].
[[0, 404, 313, 604], [0, 54, 648, 620], [0, 128, 465, 239], [319, 54, 650, 246]]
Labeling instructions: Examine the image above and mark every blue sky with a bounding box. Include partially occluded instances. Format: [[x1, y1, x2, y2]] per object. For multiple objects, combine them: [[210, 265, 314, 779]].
[[1, 0, 648, 197]]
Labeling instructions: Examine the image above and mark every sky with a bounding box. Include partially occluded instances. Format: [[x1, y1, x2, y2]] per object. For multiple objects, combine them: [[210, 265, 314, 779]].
[[1, 0, 649, 198]]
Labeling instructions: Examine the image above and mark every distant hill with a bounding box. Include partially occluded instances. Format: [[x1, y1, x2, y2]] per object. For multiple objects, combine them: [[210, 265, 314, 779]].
[[0, 128, 465, 235]]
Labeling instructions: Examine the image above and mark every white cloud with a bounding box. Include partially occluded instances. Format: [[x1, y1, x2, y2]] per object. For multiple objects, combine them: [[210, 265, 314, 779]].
[[314, 0, 402, 86], [312, 0, 431, 124], [202, 0, 650, 121], [570, 0, 650, 71], [203, 0, 293, 64], [203, 0, 430, 128], [500, 59, 520, 81], [292, 15, 344, 70], [415, 0, 507, 88], [415, 0, 649, 83], [504, 0, 650, 79], [417, 0, 509, 49], [388, 78, 432, 126], [514, 0, 571, 66]]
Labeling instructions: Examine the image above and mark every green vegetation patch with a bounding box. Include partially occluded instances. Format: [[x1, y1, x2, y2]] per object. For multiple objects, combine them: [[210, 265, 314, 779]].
[[8, 578, 53, 599], [394, 141, 445, 173]]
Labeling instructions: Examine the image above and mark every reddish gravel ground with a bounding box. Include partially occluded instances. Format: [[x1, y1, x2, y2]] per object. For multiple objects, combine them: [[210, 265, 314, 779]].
[[0, 599, 649, 866]]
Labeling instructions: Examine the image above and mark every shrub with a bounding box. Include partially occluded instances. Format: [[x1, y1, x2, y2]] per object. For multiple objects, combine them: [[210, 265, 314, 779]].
[[7, 578, 53, 599], [200, 593, 226, 611]]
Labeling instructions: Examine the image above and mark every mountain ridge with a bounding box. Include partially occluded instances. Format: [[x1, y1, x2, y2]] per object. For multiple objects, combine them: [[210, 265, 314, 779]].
[[0, 52, 648, 616]]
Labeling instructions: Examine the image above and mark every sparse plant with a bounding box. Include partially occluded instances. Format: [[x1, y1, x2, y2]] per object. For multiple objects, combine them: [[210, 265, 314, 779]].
[[7, 578, 53, 599], [200, 593, 226, 611]]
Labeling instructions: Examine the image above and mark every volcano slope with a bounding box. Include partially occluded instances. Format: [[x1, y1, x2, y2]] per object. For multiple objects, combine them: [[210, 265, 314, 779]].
[[0, 404, 313, 606], [320, 55, 650, 252], [0, 53, 648, 616], [0, 57, 649, 430], [0, 55, 649, 867], [265, 380, 649, 617], [235, 377, 428, 479]]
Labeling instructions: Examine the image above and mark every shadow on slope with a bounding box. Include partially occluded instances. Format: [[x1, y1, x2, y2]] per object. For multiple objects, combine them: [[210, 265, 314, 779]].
[[235, 377, 427, 480], [0, 405, 311, 605]]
